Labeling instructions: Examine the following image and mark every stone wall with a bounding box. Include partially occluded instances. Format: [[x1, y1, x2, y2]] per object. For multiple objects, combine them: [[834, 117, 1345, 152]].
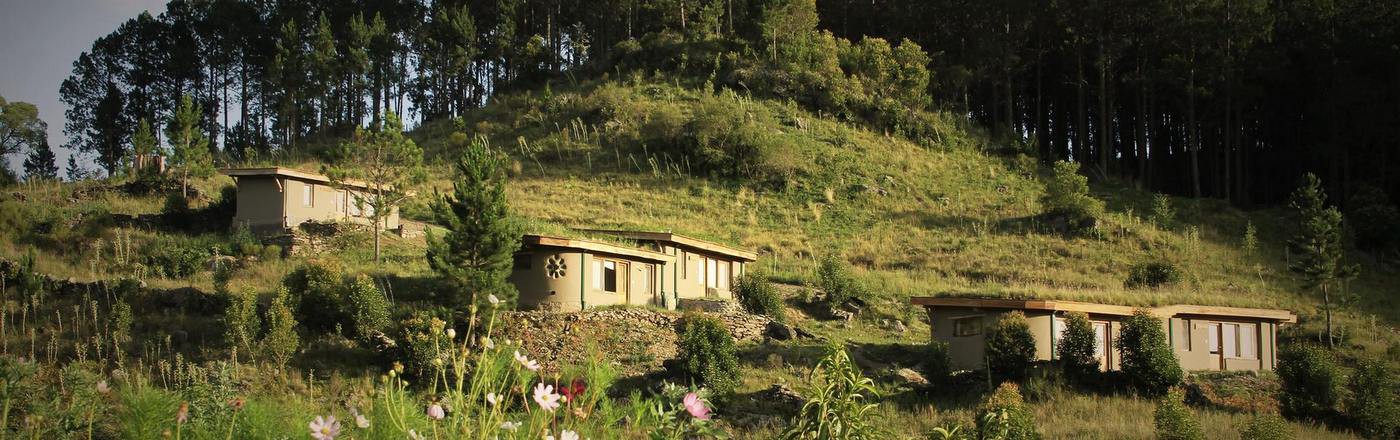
[[497, 306, 771, 377]]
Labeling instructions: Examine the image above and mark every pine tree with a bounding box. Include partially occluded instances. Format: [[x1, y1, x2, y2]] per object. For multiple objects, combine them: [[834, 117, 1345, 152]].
[[328, 111, 425, 262], [65, 154, 87, 181], [23, 140, 59, 181], [1287, 173, 1358, 349], [166, 94, 212, 198], [426, 133, 521, 309], [132, 118, 158, 157]]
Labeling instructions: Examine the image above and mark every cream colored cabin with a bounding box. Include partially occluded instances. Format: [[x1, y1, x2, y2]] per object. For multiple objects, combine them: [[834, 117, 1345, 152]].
[[577, 230, 758, 303], [913, 297, 1296, 373], [220, 167, 400, 233]]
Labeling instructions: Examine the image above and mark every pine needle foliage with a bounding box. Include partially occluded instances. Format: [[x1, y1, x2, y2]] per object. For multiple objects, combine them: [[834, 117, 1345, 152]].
[[426, 133, 521, 309]]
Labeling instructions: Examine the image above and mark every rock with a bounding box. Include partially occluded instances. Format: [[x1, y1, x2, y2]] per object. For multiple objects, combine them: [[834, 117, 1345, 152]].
[[760, 383, 805, 407], [766, 321, 795, 340], [832, 309, 855, 322], [890, 320, 907, 334], [369, 330, 397, 352], [893, 368, 929, 387], [793, 326, 818, 339]]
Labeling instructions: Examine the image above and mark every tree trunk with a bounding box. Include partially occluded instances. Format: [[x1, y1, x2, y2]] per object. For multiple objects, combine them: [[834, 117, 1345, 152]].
[[1076, 46, 1087, 163], [1323, 284, 1333, 349], [1188, 63, 1201, 198]]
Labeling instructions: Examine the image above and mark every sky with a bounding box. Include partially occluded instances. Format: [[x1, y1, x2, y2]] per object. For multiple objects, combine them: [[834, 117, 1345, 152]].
[[0, 0, 169, 174]]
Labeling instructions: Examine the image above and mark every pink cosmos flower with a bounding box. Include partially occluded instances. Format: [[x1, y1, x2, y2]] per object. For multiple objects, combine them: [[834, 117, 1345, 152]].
[[308, 415, 341, 440], [532, 383, 562, 412], [96, 380, 110, 395], [514, 350, 540, 371], [682, 393, 711, 420], [426, 403, 445, 420]]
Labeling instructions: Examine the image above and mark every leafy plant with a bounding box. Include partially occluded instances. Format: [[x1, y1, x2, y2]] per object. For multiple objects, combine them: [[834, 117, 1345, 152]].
[[262, 287, 300, 368], [1150, 193, 1176, 227], [1116, 310, 1183, 397], [222, 288, 261, 354], [1239, 414, 1293, 440], [1345, 357, 1398, 439], [782, 344, 882, 440], [1041, 161, 1104, 230], [816, 254, 866, 311], [1125, 261, 1182, 288], [283, 260, 348, 334], [975, 382, 1039, 440], [1277, 343, 1341, 422], [986, 311, 1036, 382], [1056, 311, 1098, 384], [676, 314, 739, 394], [734, 271, 784, 321], [1154, 388, 1204, 440], [344, 274, 392, 341]]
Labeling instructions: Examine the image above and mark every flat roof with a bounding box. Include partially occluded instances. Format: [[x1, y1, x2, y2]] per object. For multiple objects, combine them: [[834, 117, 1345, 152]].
[[523, 234, 675, 263], [911, 296, 1297, 323], [575, 229, 758, 261], [220, 167, 380, 191]]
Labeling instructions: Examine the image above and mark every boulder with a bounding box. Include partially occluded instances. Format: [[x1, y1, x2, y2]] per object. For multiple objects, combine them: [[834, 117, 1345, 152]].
[[893, 368, 929, 388], [766, 321, 795, 340], [760, 383, 805, 407]]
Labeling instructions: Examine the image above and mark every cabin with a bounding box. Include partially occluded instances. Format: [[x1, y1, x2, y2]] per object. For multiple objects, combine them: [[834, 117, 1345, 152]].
[[912, 297, 1297, 372], [511, 231, 758, 311], [220, 167, 400, 234]]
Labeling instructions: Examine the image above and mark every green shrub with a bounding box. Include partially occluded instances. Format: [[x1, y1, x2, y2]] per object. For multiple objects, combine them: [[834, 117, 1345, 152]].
[[1150, 193, 1176, 227], [1116, 310, 1183, 397], [161, 193, 190, 217], [676, 313, 739, 394], [1346, 358, 1398, 439], [259, 244, 282, 261], [816, 254, 866, 309], [1277, 344, 1341, 422], [734, 271, 784, 321], [143, 237, 209, 278], [344, 274, 392, 341], [782, 343, 882, 439], [397, 309, 452, 378], [1154, 388, 1204, 440], [1056, 311, 1098, 383], [1238, 414, 1293, 440], [229, 223, 260, 257], [262, 287, 300, 368], [975, 382, 1039, 440], [222, 288, 261, 354], [283, 261, 348, 334], [1125, 261, 1182, 288], [986, 311, 1036, 381], [925, 341, 952, 384], [1041, 161, 1105, 229]]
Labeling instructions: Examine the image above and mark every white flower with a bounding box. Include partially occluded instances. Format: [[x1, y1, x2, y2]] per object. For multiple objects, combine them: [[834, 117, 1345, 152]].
[[499, 421, 520, 432], [532, 383, 562, 412], [486, 392, 502, 406], [426, 403, 446, 420], [488, 294, 500, 305], [549, 430, 580, 440], [354, 413, 370, 429], [95, 380, 110, 394], [308, 415, 341, 440], [446, 328, 457, 340], [407, 429, 426, 440], [514, 350, 540, 371], [481, 337, 495, 349]]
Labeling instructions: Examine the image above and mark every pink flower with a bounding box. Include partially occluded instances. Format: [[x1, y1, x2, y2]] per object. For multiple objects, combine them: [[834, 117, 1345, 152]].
[[682, 393, 711, 420], [176, 402, 189, 424], [426, 403, 445, 420], [513, 350, 540, 371], [532, 383, 562, 412], [96, 380, 111, 395], [308, 415, 341, 440]]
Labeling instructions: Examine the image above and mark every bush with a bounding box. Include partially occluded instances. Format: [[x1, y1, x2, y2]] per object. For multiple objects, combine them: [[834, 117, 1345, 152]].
[[986, 311, 1036, 381], [925, 341, 952, 384], [1125, 261, 1182, 288], [1150, 193, 1176, 227], [262, 287, 300, 367], [397, 309, 452, 378], [1041, 161, 1105, 229], [1154, 388, 1204, 440], [1056, 311, 1098, 383], [1116, 310, 1183, 397], [676, 313, 739, 394], [222, 288, 261, 354], [161, 193, 190, 217], [1277, 344, 1342, 422], [283, 261, 348, 334], [143, 237, 209, 278], [816, 254, 866, 310], [1238, 414, 1293, 440], [734, 272, 784, 321], [229, 223, 260, 257], [1346, 358, 1398, 439], [782, 344, 882, 439], [344, 275, 392, 341], [259, 244, 282, 261], [975, 382, 1039, 440]]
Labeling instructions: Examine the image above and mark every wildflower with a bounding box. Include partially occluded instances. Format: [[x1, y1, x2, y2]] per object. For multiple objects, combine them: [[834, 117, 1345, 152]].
[[513, 350, 540, 371], [499, 421, 520, 432], [547, 430, 580, 440], [426, 403, 445, 420], [486, 392, 502, 406], [682, 393, 711, 420], [445, 328, 457, 340], [488, 294, 500, 306], [176, 402, 190, 424], [354, 413, 369, 429], [532, 383, 562, 412], [308, 415, 341, 440], [407, 429, 425, 440], [481, 336, 494, 349], [95, 380, 110, 395], [228, 397, 246, 410], [560, 379, 586, 402]]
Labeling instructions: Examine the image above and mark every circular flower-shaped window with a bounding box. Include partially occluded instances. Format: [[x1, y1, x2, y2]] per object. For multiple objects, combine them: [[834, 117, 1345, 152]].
[[545, 255, 567, 279]]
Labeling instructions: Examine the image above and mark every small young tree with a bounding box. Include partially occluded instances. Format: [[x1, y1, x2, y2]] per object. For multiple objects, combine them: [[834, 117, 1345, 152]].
[[425, 133, 520, 309], [1154, 388, 1204, 440], [1042, 161, 1105, 229], [1150, 193, 1176, 227], [986, 311, 1036, 382], [23, 140, 58, 181], [223, 288, 261, 355], [816, 253, 866, 310], [344, 274, 392, 341], [130, 118, 159, 176], [263, 287, 300, 368], [1056, 311, 1098, 383], [1276, 343, 1342, 422], [676, 313, 739, 394], [975, 382, 1039, 440], [1345, 358, 1398, 439], [1287, 173, 1358, 348], [1116, 310, 1183, 397], [1242, 222, 1259, 256], [165, 94, 212, 199], [329, 111, 426, 262]]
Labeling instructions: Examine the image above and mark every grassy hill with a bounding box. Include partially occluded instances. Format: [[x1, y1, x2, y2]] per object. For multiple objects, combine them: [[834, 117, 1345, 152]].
[[1, 78, 1393, 438]]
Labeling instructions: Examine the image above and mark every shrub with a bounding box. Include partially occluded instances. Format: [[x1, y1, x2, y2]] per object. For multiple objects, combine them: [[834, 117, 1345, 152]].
[[925, 341, 952, 384], [975, 382, 1039, 440], [397, 309, 452, 378], [229, 223, 260, 257], [816, 254, 866, 309], [734, 272, 784, 321], [222, 288, 261, 354], [782, 343, 882, 440], [262, 287, 300, 368], [344, 275, 392, 341], [1242, 222, 1259, 256], [283, 261, 348, 334], [161, 193, 190, 218], [1041, 161, 1105, 229], [1277, 343, 1341, 422], [1116, 310, 1183, 397], [1154, 388, 1204, 440], [676, 313, 739, 394], [986, 311, 1036, 381], [1125, 261, 1182, 288], [1056, 311, 1098, 383], [1346, 358, 1398, 439], [143, 237, 209, 278], [259, 244, 281, 261], [1238, 414, 1293, 440], [1150, 193, 1176, 227]]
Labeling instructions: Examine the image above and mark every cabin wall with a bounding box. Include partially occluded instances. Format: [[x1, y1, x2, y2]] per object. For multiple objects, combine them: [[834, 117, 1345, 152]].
[[232, 176, 286, 229]]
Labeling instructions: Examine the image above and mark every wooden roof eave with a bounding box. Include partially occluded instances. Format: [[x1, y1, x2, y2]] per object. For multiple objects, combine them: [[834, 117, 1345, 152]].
[[910, 296, 1297, 323], [523, 235, 676, 264], [574, 229, 758, 261]]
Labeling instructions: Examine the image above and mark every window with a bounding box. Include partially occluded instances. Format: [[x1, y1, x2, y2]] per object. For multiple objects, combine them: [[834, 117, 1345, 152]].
[[953, 316, 982, 337], [644, 264, 656, 294], [1238, 324, 1258, 360], [680, 250, 687, 279], [512, 254, 532, 271], [348, 193, 362, 216], [1223, 323, 1238, 358], [334, 190, 344, 213], [1208, 324, 1221, 354], [593, 260, 620, 293], [1177, 319, 1192, 350], [302, 183, 314, 207], [705, 257, 718, 288], [717, 261, 728, 290], [1093, 322, 1109, 359], [592, 261, 602, 289]]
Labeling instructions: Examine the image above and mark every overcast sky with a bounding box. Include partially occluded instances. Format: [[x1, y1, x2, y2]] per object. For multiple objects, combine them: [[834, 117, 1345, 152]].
[[0, 0, 168, 174]]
